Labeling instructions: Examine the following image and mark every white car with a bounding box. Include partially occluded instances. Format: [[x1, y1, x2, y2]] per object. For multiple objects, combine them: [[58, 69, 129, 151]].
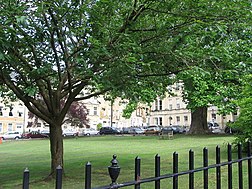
[[0, 131, 22, 140], [62, 130, 78, 137], [82, 128, 99, 136]]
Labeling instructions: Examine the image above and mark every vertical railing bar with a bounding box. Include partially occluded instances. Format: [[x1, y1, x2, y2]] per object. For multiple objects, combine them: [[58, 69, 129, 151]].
[[135, 156, 141, 189], [248, 141, 252, 189], [238, 143, 243, 189], [227, 144, 232, 189], [189, 149, 194, 189], [173, 152, 178, 189], [22, 168, 29, 189], [155, 154, 160, 189], [216, 146, 221, 189], [203, 148, 208, 189], [55, 165, 63, 189], [85, 162, 91, 189]]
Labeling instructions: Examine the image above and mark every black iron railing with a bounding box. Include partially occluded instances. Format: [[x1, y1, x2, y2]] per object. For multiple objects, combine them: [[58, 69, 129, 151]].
[[22, 142, 252, 189]]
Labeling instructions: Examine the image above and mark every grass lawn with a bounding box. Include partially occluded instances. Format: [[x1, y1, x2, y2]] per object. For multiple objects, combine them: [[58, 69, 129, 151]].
[[0, 134, 248, 189]]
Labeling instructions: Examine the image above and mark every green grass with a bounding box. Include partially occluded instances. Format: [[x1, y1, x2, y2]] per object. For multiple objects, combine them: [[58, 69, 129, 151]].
[[0, 135, 248, 189]]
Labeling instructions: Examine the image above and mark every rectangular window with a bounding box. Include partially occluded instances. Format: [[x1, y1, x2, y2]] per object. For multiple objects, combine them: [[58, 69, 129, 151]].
[[155, 100, 158, 110], [184, 116, 188, 122], [159, 100, 162, 110], [16, 124, 23, 129], [176, 103, 180, 109], [145, 108, 149, 116], [212, 113, 216, 120], [136, 108, 141, 116], [176, 116, 180, 124], [159, 117, 163, 126], [9, 106, 13, 116], [0, 106, 3, 116], [8, 123, 13, 131], [176, 98, 180, 109], [94, 107, 98, 115]]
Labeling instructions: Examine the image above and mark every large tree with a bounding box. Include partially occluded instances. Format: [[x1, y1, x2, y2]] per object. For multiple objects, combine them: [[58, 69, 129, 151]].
[[0, 0, 250, 176], [174, 9, 252, 134]]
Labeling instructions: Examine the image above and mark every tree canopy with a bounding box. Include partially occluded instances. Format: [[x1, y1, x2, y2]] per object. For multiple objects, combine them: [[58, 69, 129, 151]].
[[0, 0, 251, 176]]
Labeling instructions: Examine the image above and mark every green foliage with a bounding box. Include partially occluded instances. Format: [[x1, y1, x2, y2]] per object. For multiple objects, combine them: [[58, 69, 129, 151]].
[[232, 75, 252, 146], [96, 123, 102, 131], [123, 102, 137, 119], [0, 0, 251, 172], [175, 9, 252, 114]]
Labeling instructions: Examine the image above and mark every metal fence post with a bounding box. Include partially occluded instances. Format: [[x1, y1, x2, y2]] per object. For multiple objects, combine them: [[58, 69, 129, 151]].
[[189, 149, 194, 189], [56, 165, 62, 189], [238, 143, 243, 189], [155, 154, 160, 189], [203, 148, 208, 189], [227, 143, 232, 189], [173, 152, 178, 189], [22, 168, 29, 189], [85, 162, 91, 189], [135, 156, 141, 189], [216, 146, 221, 189]]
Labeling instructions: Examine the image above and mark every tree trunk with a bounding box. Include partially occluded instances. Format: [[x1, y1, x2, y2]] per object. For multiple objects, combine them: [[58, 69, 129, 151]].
[[189, 106, 210, 134], [48, 124, 64, 177]]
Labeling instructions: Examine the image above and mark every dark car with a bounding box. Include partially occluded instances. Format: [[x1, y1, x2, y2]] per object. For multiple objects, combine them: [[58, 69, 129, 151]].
[[99, 127, 120, 135], [171, 125, 187, 134], [22, 131, 49, 139]]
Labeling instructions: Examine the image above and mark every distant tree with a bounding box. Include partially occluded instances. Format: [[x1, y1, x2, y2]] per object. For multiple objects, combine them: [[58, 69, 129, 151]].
[[62, 101, 89, 128], [28, 101, 89, 128]]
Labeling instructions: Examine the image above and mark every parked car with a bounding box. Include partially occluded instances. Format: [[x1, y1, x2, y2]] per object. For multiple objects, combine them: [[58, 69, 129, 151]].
[[22, 131, 49, 139], [62, 130, 78, 137], [224, 126, 241, 134], [121, 127, 131, 134], [161, 126, 173, 132], [208, 122, 222, 133], [171, 125, 187, 134], [40, 130, 50, 137], [99, 127, 120, 135], [208, 122, 220, 129], [128, 127, 145, 135], [0, 131, 22, 140], [144, 125, 161, 135], [82, 128, 99, 136]]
